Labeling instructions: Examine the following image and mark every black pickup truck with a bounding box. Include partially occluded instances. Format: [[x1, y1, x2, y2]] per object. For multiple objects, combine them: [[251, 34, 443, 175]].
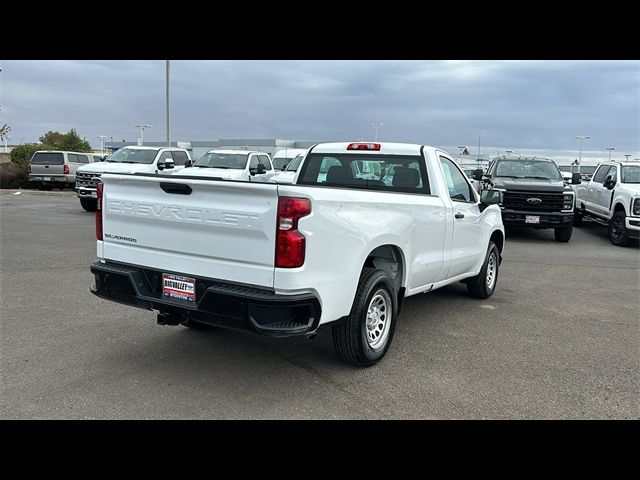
[[474, 156, 581, 242]]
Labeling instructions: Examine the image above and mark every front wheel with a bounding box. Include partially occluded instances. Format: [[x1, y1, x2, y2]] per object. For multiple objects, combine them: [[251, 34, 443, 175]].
[[573, 209, 583, 227], [80, 198, 97, 212], [609, 212, 630, 247], [466, 241, 500, 299], [332, 268, 397, 367], [554, 225, 573, 242]]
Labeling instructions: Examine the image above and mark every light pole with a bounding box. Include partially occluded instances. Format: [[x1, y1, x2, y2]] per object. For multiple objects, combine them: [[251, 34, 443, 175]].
[[97, 135, 107, 154], [606, 146, 615, 161], [372, 122, 383, 141], [166, 60, 171, 147], [576, 135, 590, 168], [134, 124, 152, 145]]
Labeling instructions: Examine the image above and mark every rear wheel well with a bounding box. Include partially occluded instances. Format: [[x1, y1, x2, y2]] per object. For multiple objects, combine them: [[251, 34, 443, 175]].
[[363, 245, 405, 309]]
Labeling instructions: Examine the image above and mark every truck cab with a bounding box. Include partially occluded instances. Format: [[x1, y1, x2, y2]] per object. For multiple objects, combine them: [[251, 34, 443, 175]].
[[573, 161, 640, 246], [178, 150, 275, 182], [75, 146, 191, 211]]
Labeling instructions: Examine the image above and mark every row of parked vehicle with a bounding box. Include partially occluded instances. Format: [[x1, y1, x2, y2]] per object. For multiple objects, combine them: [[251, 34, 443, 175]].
[[458, 156, 639, 246], [27, 146, 640, 247], [25, 143, 638, 366]]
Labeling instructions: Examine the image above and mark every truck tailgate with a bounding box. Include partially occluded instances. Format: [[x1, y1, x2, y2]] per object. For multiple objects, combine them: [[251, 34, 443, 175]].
[[100, 174, 278, 288]]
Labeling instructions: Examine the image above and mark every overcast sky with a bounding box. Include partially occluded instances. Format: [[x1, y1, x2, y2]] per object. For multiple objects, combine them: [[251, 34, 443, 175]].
[[1, 60, 638, 163]]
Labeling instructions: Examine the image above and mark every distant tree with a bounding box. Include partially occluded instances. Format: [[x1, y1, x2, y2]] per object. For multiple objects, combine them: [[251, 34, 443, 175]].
[[38, 129, 92, 152], [39, 130, 65, 146], [57, 129, 92, 152]]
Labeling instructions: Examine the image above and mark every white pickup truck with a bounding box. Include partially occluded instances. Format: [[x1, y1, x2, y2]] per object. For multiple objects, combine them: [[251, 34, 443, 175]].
[[180, 149, 275, 182], [573, 161, 640, 246], [75, 146, 191, 211], [89, 142, 506, 366]]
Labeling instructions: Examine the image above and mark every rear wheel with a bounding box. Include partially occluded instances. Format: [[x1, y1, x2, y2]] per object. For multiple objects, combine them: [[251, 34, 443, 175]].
[[609, 211, 630, 247], [554, 225, 573, 242], [332, 268, 397, 367], [80, 198, 97, 212], [466, 241, 499, 299]]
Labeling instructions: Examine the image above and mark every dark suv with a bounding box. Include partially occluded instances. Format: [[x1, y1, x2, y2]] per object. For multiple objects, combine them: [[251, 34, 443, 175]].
[[474, 156, 581, 242]]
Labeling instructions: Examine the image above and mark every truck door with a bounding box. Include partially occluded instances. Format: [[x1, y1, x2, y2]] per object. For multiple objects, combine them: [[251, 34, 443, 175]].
[[591, 165, 617, 216], [438, 156, 484, 279], [585, 165, 608, 212]]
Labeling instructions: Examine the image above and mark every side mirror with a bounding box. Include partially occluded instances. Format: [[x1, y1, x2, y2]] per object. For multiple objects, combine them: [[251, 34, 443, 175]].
[[164, 159, 175, 169], [101, 155, 108, 162], [480, 189, 503, 205], [472, 168, 484, 181], [185, 159, 193, 167], [256, 164, 267, 175], [603, 175, 615, 189], [571, 172, 582, 184], [157, 160, 165, 171]]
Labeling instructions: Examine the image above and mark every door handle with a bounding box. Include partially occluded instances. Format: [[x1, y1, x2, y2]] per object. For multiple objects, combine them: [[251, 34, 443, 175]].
[[455, 212, 465, 219]]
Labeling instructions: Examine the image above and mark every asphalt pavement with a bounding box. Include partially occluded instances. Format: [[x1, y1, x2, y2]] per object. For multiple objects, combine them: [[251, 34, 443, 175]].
[[1, 189, 638, 419]]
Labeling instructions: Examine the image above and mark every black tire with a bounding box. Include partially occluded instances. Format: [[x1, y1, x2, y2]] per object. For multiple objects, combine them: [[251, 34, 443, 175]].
[[554, 225, 573, 242], [466, 241, 500, 299], [609, 211, 630, 247], [573, 209, 583, 227], [80, 198, 97, 212], [332, 267, 397, 367], [181, 319, 216, 330]]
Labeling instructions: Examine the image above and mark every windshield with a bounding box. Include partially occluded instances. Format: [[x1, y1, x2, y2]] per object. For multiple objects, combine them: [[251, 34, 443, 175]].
[[194, 152, 248, 169], [493, 160, 561, 180], [107, 148, 159, 164], [273, 157, 293, 171], [285, 155, 303, 172], [621, 165, 640, 183]]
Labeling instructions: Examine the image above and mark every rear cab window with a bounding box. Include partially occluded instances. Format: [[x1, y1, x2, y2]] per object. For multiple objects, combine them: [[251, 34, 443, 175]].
[[298, 153, 430, 194], [30, 152, 64, 165]]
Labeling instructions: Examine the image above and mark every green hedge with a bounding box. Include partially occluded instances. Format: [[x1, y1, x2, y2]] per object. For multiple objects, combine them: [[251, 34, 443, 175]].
[[10, 143, 56, 166]]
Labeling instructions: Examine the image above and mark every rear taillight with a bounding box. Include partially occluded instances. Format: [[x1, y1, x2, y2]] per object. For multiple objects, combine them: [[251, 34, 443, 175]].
[[28, 164, 31, 174], [275, 197, 311, 268], [96, 182, 103, 240], [347, 142, 381, 151], [63, 164, 70, 175]]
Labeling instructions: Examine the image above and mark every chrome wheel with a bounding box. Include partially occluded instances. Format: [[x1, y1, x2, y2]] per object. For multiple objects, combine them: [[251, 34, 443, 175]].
[[486, 252, 497, 290], [365, 289, 392, 350]]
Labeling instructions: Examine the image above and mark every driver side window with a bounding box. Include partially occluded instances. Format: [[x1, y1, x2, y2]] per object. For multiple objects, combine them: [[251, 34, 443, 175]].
[[439, 156, 475, 203]]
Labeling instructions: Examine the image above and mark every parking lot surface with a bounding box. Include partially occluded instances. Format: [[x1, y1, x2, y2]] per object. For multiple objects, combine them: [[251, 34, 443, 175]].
[[1, 189, 638, 419]]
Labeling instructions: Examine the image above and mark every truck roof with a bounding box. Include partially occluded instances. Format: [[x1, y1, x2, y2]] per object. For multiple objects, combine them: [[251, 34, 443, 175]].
[[312, 142, 426, 156], [493, 155, 555, 162], [203, 149, 269, 156]]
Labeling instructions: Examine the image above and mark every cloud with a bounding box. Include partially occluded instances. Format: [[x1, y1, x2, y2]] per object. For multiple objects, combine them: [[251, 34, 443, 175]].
[[1, 60, 638, 160]]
